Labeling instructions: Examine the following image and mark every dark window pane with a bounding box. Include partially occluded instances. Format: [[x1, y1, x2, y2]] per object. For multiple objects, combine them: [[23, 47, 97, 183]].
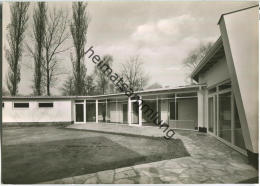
[[76, 104, 84, 122], [170, 102, 176, 120], [219, 82, 231, 91], [98, 103, 106, 122], [208, 97, 214, 132], [234, 100, 246, 149], [123, 104, 128, 123], [142, 100, 156, 123], [208, 87, 217, 94], [177, 92, 197, 97], [2, 103, 4, 108], [75, 100, 84, 103], [218, 92, 231, 142], [14, 103, 29, 108], [131, 102, 139, 124], [86, 102, 96, 122], [39, 103, 53, 107]]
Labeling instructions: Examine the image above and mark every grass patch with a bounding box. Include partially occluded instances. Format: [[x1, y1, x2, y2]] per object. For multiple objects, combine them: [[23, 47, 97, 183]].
[[2, 127, 189, 184]]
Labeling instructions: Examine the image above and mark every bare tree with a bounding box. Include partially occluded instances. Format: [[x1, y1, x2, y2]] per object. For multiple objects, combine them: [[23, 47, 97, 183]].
[[70, 2, 90, 95], [61, 73, 95, 96], [27, 2, 47, 95], [94, 55, 113, 94], [183, 42, 213, 71], [61, 76, 74, 96], [43, 8, 70, 96], [84, 75, 96, 95], [121, 55, 149, 91], [5, 2, 30, 96], [2, 86, 10, 96]]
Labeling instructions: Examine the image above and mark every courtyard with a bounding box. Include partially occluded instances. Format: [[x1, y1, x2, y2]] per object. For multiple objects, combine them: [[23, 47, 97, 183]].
[[2, 126, 188, 184], [2, 124, 258, 184]]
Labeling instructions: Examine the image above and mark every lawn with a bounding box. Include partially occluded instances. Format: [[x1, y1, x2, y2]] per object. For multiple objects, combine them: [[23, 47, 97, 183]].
[[2, 126, 189, 184]]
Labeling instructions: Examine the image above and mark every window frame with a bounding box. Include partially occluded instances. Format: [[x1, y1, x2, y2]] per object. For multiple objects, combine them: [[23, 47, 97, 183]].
[[13, 102, 30, 109], [169, 101, 177, 120], [38, 102, 54, 108]]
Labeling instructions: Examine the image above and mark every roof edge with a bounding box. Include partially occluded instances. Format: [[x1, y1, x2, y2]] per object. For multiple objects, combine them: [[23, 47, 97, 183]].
[[2, 84, 207, 100], [190, 36, 223, 80], [217, 5, 259, 25]]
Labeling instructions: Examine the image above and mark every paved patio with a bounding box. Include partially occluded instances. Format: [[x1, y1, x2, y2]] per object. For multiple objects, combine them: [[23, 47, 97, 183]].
[[66, 122, 175, 138], [42, 123, 258, 184]]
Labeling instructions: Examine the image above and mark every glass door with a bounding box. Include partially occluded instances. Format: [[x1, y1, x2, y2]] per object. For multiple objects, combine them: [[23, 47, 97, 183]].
[[75, 103, 84, 123], [208, 95, 217, 135], [208, 96, 214, 133], [131, 101, 139, 125], [218, 91, 232, 142]]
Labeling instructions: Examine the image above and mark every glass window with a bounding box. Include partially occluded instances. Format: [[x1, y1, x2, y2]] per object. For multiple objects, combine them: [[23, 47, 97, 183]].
[[218, 92, 231, 142], [234, 100, 246, 149], [219, 82, 231, 91], [2, 103, 4, 108], [131, 102, 139, 124], [208, 87, 217, 94], [86, 102, 96, 122], [98, 102, 106, 122], [75, 104, 84, 122], [75, 100, 84, 103], [14, 103, 29, 108], [39, 103, 53, 108], [208, 97, 214, 133], [177, 92, 197, 97], [170, 102, 176, 120]]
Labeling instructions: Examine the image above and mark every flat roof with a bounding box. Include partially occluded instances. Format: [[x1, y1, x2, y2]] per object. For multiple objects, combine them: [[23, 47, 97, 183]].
[[2, 84, 206, 100]]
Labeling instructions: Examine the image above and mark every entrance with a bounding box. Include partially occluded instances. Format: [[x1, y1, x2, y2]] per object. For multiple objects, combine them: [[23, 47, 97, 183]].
[[75, 102, 84, 123], [123, 104, 128, 123], [208, 95, 217, 135], [207, 81, 246, 153]]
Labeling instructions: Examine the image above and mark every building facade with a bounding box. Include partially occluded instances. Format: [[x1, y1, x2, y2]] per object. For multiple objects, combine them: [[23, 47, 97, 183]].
[[2, 6, 258, 166]]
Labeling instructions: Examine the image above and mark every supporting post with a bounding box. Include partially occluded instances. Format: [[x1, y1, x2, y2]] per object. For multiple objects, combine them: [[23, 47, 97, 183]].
[[156, 95, 159, 114], [175, 93, 177, 120], [84, 100, 86, 123], [128, 97, 131, 125], [138, 96, 142, 126], [96, 99, 98, 123], [116, 98, 118, 123], [106, 99, 108, 123]]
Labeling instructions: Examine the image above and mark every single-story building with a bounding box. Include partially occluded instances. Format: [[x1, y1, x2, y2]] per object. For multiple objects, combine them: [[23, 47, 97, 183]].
[[2, 84, 202, 129], [2, 6, 258, 166]]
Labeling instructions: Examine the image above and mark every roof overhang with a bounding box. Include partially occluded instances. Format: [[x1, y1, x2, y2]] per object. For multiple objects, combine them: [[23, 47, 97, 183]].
[[2, 84, 206, 100], [191, 37, 225, 82]]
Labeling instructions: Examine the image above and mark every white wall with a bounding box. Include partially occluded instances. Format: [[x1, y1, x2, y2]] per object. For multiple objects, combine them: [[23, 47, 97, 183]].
[[109, 102, 123, 123], [3, 100, 72, 123], [219, 6, 259, 153], [199, 56, 230, 87]]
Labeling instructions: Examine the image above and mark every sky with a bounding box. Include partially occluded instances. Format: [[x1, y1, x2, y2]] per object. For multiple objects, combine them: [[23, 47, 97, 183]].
[[2, 1, 258, 95]]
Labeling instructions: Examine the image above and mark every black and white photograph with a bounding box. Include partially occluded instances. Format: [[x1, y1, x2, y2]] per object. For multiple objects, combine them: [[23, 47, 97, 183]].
[[1, 1, 259, 184]]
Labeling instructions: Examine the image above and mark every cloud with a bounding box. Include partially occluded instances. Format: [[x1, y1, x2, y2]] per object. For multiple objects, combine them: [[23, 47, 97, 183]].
[[131, 14, 203, 45]]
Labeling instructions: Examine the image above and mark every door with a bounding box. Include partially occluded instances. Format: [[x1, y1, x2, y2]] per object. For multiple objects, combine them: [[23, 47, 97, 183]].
[[131, 101, 139, 124], [208, 97, 214, 133], [75, 104, 84, 122], [208, 95, 217, 135], [123, 104, 128, 123]]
